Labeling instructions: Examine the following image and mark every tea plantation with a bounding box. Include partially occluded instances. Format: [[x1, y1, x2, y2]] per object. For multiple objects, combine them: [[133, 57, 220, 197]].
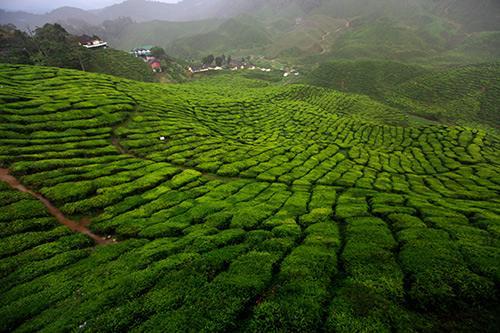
[[306, 60, 500, 132], [0, 64, 499, 332]]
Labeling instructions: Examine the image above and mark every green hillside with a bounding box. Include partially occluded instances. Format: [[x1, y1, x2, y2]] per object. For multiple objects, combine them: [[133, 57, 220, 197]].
[[151, 0, 500, 64], [322, 16, 453, 60], [306, 60, 500, 131], [305, 60, 430, 98], [436, 31, 500, 64], [390, 62, 500, 128], [167, 17, 272, 59], [0, 64, 499, 332], [84, 48, 155, 82]]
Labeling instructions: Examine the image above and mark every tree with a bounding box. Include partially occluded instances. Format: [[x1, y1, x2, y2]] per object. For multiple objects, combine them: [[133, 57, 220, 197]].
[[0, 24, 36, 64], [202, 54, 214, 66], [215, 56, 223, 67], [151, 46, 166, 59], [32, 23, 89, 70]]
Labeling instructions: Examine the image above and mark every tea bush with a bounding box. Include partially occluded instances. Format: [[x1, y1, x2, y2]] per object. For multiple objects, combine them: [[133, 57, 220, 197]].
[[0, 64, 498, 332]]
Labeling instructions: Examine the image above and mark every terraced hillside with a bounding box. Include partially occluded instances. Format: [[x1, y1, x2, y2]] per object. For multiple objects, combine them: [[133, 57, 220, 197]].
[[0, 64, 499, 332], [307, 61, 500, 131]]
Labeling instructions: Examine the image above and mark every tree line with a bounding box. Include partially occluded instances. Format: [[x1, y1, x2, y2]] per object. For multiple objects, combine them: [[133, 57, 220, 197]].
[[0, 23, 94, 70]]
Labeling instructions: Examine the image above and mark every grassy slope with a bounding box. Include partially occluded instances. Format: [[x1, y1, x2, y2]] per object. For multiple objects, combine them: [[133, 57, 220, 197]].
[[323, 16, 453, 60], [305, 60, 500, 131], [304, 59, 430, 98], [83, 48, 156, 82], [390, 62, 500, 128], [435, 32, 500, 64], [0, 64, 499, 332]]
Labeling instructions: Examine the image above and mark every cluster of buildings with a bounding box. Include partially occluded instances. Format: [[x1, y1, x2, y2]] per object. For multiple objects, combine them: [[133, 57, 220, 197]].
[[188, 60, 271, 74], [283, 68, 300, 77], [131, 45, 162, 73], [79, 40, 296, 78], [77, 39, 162, 73]]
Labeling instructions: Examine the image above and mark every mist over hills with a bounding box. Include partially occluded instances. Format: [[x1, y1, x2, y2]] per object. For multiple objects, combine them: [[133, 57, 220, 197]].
[[2, 0, 499, 30], [0, 0, 252, 28], [1, 0, 499, 65]]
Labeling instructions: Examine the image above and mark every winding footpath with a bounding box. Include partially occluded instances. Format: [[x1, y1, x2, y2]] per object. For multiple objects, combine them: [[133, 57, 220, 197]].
[[321, 19, 351, 55], [0, 168, 112, 245], [319, 31, 331, 54]]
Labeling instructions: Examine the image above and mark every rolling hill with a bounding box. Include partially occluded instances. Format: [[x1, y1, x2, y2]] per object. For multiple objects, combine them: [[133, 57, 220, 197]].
[[305, 60, 500, 131], [0, 64, 499, 332], [304, 60, 431, 98]]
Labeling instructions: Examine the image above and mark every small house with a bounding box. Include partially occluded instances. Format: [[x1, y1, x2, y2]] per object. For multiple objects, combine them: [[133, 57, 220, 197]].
[[131, 45, 154, 57], [149, 60, 162, 73], [188, 65, 211, 74], [79, 35, 107, 49], [228, 60, 245, 70]]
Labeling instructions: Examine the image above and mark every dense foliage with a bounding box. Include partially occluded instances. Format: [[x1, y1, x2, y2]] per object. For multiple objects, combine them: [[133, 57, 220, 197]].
[[0, 64, 499, 332], [0, 24, 37, 65], [0, 24, 156, 82]]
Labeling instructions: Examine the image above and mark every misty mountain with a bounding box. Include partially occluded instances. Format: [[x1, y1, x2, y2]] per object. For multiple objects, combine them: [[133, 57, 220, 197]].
[[154, 0, 500, 62], [2, 0, 499, 32], [1, 0, 499, 65], [0, 0, 238, 29]]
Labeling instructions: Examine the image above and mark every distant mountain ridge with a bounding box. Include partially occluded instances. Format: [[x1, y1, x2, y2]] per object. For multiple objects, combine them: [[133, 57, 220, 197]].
[[1, 0, 499, 65], [2, 0, 499, 31], [0, 0, 235, 29]]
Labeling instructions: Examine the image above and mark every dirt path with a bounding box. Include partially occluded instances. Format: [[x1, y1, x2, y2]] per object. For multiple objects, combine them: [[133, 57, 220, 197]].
[[0, 168, 113, 245], [319, 31, 331, 54], [321, 31, 331, 42], [320, 19, 351, 55]]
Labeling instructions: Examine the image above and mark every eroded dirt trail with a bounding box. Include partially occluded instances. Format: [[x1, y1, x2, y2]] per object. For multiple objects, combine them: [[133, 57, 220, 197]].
[[0, 168, 112, 245]]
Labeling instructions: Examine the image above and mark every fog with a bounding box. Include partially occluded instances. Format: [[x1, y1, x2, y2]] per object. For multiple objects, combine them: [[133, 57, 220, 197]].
[[0, 0, 181, 13]]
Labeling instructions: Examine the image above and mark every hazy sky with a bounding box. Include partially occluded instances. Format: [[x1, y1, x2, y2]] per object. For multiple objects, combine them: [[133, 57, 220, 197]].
[[1, 0, 181, 13]]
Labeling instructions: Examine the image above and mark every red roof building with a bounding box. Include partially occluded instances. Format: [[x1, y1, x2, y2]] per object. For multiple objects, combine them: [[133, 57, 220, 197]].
[[149, 60, 162, 73]]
